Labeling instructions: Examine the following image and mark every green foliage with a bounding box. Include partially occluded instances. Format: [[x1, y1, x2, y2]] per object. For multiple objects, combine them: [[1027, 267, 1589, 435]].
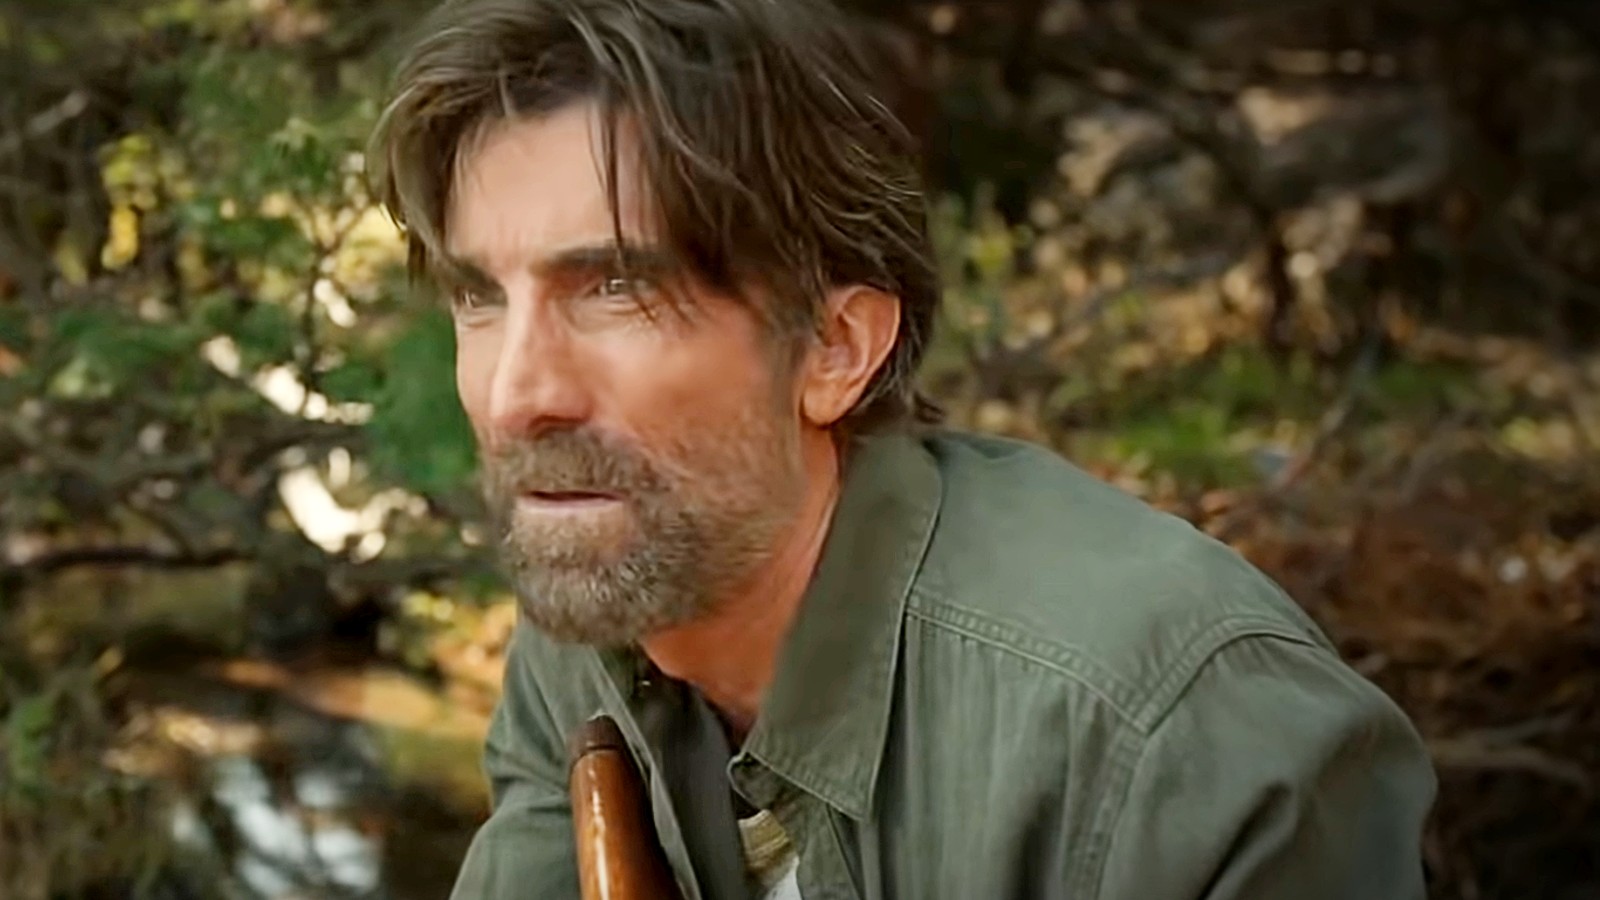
[[233, 300, 301, 368], [0, 308, 27, 352], [369, 308, 478, 495], [0, 652, 220, 900], [199, 210, 313, 270], [36, 311, 195, 405], [321, 356, 384, 403], [1110, 402, 1255, 486], [4, 0, 1592, 896], [1, 6, 492, 888], [1366, 358, 1478, 417], [3, 691, 55, 798], [931, 189, 1032, 358]]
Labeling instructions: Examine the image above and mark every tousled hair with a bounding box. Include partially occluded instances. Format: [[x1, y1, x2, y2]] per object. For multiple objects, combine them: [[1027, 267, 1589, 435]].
[[368, 0, 942, 429]]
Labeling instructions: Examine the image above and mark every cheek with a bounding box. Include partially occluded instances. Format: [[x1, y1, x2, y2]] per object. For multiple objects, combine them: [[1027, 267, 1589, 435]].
[[618, 336, 767, 421], [634, 353, 792, 473]]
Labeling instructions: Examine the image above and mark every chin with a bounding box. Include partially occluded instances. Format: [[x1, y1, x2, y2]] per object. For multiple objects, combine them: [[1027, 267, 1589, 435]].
[[507, 526, 637, 568]]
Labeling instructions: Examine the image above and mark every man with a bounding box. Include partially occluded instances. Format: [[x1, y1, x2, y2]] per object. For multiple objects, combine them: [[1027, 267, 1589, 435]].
[[368, 0, 1436, 897]]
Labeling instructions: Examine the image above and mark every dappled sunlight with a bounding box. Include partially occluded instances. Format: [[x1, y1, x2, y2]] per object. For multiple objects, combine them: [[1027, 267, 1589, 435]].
[[5, 0, 1599, 896]]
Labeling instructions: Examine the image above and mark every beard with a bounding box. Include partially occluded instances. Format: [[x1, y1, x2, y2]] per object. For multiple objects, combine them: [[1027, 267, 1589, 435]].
[[480, 401, 804, 647]]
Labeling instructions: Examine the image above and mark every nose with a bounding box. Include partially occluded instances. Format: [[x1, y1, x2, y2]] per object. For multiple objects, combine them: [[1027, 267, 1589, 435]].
[[484, 301, 593, 446]]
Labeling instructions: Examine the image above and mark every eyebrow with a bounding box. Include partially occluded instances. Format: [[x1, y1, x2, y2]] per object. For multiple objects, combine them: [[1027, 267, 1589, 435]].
[[438, 241, 679, 286], [542, 242, 678, 276]]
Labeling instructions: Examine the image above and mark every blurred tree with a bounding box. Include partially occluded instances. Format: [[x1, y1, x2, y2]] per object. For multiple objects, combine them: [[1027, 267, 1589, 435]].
[[0, 0, 486, 662], [0, 1, 1596, 898]]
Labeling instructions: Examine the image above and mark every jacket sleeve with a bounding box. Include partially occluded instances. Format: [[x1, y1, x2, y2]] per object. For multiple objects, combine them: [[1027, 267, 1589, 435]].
[[1092, 633, 1437, 900], [450, 620, 581, 899]]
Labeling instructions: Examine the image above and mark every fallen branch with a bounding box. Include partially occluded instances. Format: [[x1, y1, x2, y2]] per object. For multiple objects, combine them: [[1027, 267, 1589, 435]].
[[3, 539, 489, 597], [1428, 738, 1593, 793], [332, 553, 489, 595], [1427, 713, 1590, 792], [0, 90, 91, 161], [2, 544, 252, 580]]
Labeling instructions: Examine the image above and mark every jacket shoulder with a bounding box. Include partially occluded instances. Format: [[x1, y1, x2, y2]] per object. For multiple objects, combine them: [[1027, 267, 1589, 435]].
[[910, 430, 1331, 726]]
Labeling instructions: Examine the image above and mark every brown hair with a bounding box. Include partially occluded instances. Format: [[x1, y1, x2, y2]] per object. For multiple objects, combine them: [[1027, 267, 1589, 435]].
[[368, 0, 941, 429]]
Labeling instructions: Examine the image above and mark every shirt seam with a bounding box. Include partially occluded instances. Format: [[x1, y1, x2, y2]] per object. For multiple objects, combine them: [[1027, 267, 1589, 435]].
[[824, 808, 866, 900], [906, 589, 1314, 730], [1069, 708, 1146, 898], [904, 595, 1142, 724], [1130, 615, 1320, 732], [1075, 628, 1330, 897]]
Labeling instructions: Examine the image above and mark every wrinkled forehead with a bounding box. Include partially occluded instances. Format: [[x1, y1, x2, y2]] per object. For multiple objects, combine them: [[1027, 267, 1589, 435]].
[[444, 102, 657, 266]]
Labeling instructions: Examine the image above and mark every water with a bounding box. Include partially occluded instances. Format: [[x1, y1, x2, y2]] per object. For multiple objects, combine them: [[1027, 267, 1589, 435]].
[[131, 661, 488, 900], [184, 737, 384, 897]]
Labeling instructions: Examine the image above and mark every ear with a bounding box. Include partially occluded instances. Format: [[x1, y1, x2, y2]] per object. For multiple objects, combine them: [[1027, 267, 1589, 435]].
[[799, 285, 902, 428]]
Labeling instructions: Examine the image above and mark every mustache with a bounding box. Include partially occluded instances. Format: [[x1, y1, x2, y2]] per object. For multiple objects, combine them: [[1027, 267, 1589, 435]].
[[484, 428, 665, 497]]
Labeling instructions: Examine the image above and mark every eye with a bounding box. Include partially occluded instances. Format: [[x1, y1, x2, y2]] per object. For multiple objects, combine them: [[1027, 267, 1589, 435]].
[[594, 274, 654, 299], [452, 286, 492, 311]]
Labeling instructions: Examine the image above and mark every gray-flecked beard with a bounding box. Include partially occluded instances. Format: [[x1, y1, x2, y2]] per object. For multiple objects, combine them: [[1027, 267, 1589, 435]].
[[482, 419, 800, 647]]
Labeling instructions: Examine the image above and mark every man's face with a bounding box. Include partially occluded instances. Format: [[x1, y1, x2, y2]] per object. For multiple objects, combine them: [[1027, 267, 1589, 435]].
[[444, 104, 808, 646]]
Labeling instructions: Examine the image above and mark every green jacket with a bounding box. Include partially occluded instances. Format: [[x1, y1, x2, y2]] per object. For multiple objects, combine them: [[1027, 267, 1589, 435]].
[[451, 429, 1436, 899]]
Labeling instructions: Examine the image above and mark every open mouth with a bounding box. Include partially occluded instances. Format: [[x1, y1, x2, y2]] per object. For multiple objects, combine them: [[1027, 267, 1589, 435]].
[[522, 490, 620, 503]]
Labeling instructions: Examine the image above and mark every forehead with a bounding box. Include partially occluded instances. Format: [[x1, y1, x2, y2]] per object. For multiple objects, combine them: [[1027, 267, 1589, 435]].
[[445, 103, 651, 269]]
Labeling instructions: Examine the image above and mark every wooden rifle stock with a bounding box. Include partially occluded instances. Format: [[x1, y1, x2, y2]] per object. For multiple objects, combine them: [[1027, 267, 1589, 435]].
[[568, 715, 685, 900]]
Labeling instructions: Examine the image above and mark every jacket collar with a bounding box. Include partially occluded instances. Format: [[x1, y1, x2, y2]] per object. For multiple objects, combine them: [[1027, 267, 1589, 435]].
[[738, 430, 942, 820]]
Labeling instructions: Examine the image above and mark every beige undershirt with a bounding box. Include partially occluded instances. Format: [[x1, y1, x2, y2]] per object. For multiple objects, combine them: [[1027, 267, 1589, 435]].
[[737, 807, 801, 899]]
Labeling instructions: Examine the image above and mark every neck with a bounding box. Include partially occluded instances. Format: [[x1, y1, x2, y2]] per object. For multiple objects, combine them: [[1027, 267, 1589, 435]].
[[640, 433, 841, 743]]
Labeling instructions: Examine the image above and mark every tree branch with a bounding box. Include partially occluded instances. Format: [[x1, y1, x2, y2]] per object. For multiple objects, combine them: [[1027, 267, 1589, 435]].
[[0, 90, 90, 161], [2, 545, 252, 580]]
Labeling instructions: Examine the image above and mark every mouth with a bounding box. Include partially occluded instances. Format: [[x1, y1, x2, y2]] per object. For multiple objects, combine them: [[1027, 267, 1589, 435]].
[[519, 489, 623, 506]]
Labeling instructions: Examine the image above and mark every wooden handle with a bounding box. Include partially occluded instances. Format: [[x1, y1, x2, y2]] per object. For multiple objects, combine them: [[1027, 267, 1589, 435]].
[[569, 716, 684, 900]]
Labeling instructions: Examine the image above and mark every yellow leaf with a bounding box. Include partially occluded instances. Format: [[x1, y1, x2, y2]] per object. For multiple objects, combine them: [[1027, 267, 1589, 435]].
[[101, 205, 140, 270]]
